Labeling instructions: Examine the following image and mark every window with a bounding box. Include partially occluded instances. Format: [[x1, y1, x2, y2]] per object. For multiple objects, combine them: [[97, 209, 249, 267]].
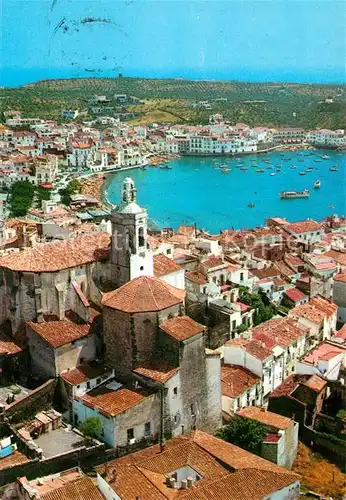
[[173, 387, 178, 396], [140, 266, 144, 271], [138, 227, 145, 247], [96, 378, 101, 385], [86, 381, 91, 390], [167, 248, 172, 255], [240, 272, 244, 281], [127, 428, 134, 440], [144, 422, 151, 435], [190, 403, 195, 416]]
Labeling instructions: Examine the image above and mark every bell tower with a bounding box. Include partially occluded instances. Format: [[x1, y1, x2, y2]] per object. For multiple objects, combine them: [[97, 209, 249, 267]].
[[110, 177, 153, 287]]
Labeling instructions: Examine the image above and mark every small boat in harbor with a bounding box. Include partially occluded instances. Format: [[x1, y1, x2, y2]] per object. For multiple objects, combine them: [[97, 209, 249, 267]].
[[290, 165, 297, 169], [314, 159, 322, 162], [330, 167, 338, 172], [240, 167, 248, 171], [280, 189, 310, 199], [299, 172, 306, 175], [270, 172, 276, 176], [248, 202, 255, 208], [256, 169, 265, 173], [322, 155, 330, 159], [314, 180, 321, 188], [306, 167, 313, 172]]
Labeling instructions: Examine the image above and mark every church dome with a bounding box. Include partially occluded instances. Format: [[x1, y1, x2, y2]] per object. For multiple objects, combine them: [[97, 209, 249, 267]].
[[117, 201, 144, 215], [101, 275, 185, 313]]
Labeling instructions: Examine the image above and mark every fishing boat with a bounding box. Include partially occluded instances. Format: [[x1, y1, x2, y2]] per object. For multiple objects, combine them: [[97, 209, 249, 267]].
[[270, 172, 276, 176], [314, 180, 321, 188], [240, 167, 248, 171], [306, 167, 313, 172], [280, 189, 310, 199], [330, 167, 338, 172], [256, 169, 265, 173], [299, 172, 306, 176], [248, 202, 255, 208], [290, 165, 297, 169], [322, 155, 330, 159], [314, 159, 322, 162]]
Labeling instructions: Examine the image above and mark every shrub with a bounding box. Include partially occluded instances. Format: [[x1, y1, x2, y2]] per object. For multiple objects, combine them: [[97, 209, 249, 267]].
[[78, 417, 102, 438]]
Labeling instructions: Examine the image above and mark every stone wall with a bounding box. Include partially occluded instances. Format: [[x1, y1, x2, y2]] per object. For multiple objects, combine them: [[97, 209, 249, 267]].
[[3, 379, 57, 424]]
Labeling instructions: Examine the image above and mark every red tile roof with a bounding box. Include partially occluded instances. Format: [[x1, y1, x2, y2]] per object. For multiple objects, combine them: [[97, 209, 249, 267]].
[[133, 361, 179, 383], [201, 256, 228, 270], [27, 320, 90, 348], [302, 341, 345, 365], [269, 374, 309, 398], [0, 332, 23, 355], [41, 476, 104, 500], [185, 271, 208, 285], [60, 364, 112, 385], [290, 296, 337, 324], [238, 407, 293, 430], [80, 385, 148, 417], [0, 232, 110, 272], [334, 271, 346, 283], [252, 318, 307, 349], [286, 220, 322, 234], [0, 450, 30, 471], [226, 338, 272, 361], [153, 253, 183, 277], [96, 430, 298, 500], [302, 374, 327, 393], [284, 287, 307, 303], [335, 323, 346, 340], [102, 276, 185, 313], [222, 364, 260, 398], [160, 315, 206, 341]]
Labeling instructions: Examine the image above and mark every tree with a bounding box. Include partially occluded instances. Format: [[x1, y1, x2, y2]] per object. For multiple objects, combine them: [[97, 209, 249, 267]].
[[59, 178, 81, 206], [78, 417, 102, 438], [9, 180, 35, 216], [216, 416, 267, 455]]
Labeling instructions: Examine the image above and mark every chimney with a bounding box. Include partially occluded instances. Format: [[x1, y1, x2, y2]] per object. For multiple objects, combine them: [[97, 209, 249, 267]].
[[181, 424, 185, 435], [166, 476, 175, 488], [260, 407, 266, 412], [187, 477, 194, 488], [181, 479, 188, 489]]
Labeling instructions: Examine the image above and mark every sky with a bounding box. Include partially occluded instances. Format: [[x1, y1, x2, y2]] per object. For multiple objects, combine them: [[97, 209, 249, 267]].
[[1, 0, 345, 86]]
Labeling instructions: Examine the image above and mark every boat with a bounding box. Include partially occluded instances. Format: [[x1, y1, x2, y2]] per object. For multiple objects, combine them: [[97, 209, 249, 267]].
[[328, 204, 335, 209], [240, 167, 248, 171], [306, 167, 313, 172], [330, 167, 338, 171], [256, 169, 265, 173], [322, 155, 330, 159], [290, 165, 297, 169], [270, 172, 276, 176], [280, 189, 310, 199], [314, 180, 321, 188], [314, 159, 322, 162], [248, 202, 255, 208], [299, 172, 306, 176]]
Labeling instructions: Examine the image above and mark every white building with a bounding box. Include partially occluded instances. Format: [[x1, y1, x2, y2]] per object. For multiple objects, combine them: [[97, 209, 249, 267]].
[[285, 220, 324, 244], [307, 129, 345, 148], [188, 135, 257, 155]]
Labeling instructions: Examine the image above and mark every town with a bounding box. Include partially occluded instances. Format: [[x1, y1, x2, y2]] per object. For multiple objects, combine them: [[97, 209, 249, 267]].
[[0, 102, 345, 499]]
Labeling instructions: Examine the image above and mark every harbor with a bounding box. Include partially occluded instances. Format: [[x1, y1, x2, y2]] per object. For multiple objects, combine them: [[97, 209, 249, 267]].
[[106, 149, 346, 232]]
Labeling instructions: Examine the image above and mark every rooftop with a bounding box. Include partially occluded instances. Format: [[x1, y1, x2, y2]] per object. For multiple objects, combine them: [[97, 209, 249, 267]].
[[284, 287, 307, 303], [133, 360, 179, 384], [201, 255, 228, 270], [153, 253, 183, 277], [286, 220, 322, 234], [237, 407, 293, 430], [0, 332, 23, 355], [225, 338, 272, 361], [27, 320, 90, 348], [289, 296, 337, 325], [160, 315, 206, 342], [222, 364, 260, 398], [34, 426, 86, 459], [185, 271, 208, 285], [60, 363, 113, 386], [0, 232, 110, 272], [102, 275, 185, 313], [80, 383, 149, 418], [0, 449, 29, 471], [302, 374, 327, 393], [302, 341, 345, 365], [251, 317, 307, 349], [96, 430, 298, 500]]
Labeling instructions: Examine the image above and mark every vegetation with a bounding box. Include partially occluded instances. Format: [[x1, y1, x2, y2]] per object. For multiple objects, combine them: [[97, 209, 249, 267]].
[[293, 442, 346, 498], [36, 185, 51, 205], [216, 416, 267, 455], [2, 76, 345, 129], [59, 178, 81, 206], [336, 409, 346, 420], [78, 417, 102, 439], [9, 180, 35, 216], [238, 287, 277, 326]]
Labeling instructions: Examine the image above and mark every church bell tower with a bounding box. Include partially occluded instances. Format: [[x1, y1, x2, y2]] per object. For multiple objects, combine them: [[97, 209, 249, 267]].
[[110, 177, 153, 287]]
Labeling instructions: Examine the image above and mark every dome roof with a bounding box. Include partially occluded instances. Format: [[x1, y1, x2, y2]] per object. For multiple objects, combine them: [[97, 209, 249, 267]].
[[101, 275, 185, 313], [118, 201, 144, 215]]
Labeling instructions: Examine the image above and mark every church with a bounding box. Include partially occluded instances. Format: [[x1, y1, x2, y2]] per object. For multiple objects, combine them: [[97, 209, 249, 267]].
[[0, 178, 222, 437]]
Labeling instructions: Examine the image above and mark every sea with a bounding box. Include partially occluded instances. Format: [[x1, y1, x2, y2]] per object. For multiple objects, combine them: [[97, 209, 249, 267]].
[[106, 149, 346, 233]]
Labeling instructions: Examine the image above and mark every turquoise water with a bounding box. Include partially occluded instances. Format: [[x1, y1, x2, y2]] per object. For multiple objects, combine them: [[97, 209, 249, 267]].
[[106, 150, 346, 233]]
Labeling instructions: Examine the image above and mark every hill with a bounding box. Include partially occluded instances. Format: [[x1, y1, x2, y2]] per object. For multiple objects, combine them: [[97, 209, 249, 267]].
[[2, 77, 346, 129]]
